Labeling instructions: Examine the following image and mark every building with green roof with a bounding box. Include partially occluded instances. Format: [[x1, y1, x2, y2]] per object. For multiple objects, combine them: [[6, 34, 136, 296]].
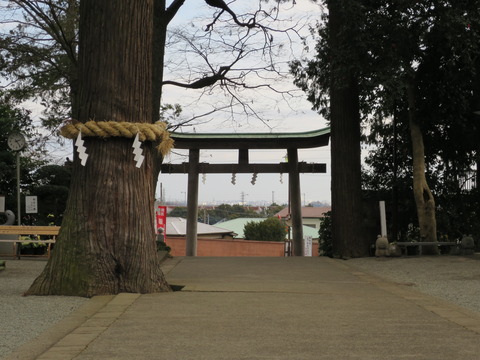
[[216, 218, 319, 240]]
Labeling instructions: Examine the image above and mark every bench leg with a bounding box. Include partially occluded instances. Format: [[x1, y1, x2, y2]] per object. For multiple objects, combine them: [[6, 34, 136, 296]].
[[14, 242, 21, 259]]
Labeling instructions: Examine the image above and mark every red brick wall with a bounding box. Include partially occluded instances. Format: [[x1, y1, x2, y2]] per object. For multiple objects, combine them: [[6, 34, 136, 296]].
[[166, 237, 319, 257]]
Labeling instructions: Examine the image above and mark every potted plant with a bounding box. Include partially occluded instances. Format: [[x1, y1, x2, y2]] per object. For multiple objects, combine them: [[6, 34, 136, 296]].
[[19, 236, 47, 255]]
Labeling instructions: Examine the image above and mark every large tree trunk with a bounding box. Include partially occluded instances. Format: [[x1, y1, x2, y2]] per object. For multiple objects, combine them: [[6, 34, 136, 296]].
[[328, 0, 369, 258], [407, 82, 438, 255], [26, 0, 171, 297]]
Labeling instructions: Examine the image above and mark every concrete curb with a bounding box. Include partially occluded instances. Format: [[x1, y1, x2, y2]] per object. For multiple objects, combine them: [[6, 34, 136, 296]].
[[35, 293, 141, 360]]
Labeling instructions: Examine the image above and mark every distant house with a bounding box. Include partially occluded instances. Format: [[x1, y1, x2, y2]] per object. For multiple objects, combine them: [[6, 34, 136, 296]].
[[216, 217, 319, 240], [246, 206, 264, 214], [275, 206, 331, 231], [166, 217, 236, 239]]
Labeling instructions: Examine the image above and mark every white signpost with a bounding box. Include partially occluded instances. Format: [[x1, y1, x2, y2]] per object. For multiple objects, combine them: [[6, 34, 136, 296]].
[[0, 196, 5, 213], [25, 196, 38, 214], [304, 235, 312, 257]]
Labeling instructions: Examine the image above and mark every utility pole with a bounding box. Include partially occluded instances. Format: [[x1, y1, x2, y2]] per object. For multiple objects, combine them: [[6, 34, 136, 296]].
[[241, 191, 248, 205]]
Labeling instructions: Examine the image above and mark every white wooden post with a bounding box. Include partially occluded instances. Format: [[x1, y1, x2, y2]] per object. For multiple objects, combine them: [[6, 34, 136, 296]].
[[379, 201, 387, 237]]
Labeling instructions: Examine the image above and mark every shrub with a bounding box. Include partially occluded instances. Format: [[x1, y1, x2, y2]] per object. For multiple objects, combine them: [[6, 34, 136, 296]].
[[243, 217, 286, 242]]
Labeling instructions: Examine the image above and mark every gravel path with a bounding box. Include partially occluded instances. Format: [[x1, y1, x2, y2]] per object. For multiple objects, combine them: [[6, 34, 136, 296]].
[[348, 255, 480, 313], [0, 259, 88, 360]]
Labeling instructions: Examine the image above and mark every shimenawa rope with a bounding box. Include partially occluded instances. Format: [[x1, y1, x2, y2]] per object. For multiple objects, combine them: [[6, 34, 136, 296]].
[[60, 120, 174, 156]]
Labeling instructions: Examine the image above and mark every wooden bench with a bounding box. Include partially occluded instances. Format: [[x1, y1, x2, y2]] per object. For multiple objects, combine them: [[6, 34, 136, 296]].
[[0, 226, 60, 259], [395, 241, 457, 255]]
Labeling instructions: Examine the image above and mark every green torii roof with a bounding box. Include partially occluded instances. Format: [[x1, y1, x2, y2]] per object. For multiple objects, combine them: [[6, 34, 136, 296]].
[[169, 127, 330, 150]]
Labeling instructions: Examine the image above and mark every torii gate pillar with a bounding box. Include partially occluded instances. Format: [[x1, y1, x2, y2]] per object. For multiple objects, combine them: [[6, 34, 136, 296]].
[[186, 149, 199, 256], [288, 148, 304, 256]]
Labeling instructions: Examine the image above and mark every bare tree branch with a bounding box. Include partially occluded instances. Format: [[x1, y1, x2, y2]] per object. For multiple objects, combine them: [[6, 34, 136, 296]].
[[204, 0, 256, 31], [163, 65, 230, 88], [162, 3, 311, 125], [165, 0, 186, 24]]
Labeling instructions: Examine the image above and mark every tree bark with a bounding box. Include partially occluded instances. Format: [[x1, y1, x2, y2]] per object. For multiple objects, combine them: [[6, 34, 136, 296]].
[[26, 0, 171, 296], [407, 81, 438, 255], [328, 0, 369, 258]]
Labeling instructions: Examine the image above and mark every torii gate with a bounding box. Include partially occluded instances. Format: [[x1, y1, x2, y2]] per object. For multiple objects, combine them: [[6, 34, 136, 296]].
[[160, 127, 330, 256]]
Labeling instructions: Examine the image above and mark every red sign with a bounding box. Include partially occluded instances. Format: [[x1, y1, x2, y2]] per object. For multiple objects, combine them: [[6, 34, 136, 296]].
[[155, 205, 167, 234]]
